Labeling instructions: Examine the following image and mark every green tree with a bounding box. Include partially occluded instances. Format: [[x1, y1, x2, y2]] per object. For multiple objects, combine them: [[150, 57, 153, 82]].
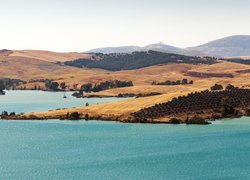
[[60, 82, 67, 91], [181, 79, 188, 84], [211, 84, 223, 91], [51, 82, 59, 91], [0, 81, 5, 91], [45, 80, 59, 91], [221, 96, 235, 116], [81, 83, 92, 93], [225, 84, 235, 91]]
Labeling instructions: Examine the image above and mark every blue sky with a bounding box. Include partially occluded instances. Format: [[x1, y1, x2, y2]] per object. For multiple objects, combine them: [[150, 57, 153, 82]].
[[0, 0, 249, 51]]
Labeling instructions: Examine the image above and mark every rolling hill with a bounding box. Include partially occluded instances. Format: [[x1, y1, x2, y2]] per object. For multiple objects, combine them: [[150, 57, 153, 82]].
[[9, 50, 91, 62], [86, 42, 194, 55], [0, 55, 109, 81], [64, 51, 217, 71], [189, 35, 250, 57]]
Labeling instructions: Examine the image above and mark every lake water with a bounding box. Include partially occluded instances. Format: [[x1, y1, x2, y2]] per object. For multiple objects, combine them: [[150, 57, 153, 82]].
[[1, 91, 250, 179], [0, 90, 129, 114]]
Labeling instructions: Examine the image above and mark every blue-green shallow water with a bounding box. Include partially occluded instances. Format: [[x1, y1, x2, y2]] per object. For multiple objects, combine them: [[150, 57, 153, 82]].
[[0, 90, 130, 114], [1, 91, 250, 179]]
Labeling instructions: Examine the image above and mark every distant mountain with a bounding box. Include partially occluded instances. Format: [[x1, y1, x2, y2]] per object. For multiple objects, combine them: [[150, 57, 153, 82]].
[[86, 43, 186, 54], [143, 43, 184, 54], [189, 35, 250, 57], [86, 43, 205, 56], [86, 46, 142, 54], [87, 35, 250, 57]]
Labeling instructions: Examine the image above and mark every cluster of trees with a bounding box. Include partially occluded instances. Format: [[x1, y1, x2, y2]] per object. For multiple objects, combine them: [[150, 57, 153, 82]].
[[63, 112, 89, 120], [1, 111, 16, 117], [64, 51, 218, 71], [81, 80, 134, 93], [210, 84, 236, 91], [226, 58, 250, 65], [0, 78, 25, 93], [45, 80, 67, 91], [152, 79, 193, 86], [186, 71, 234, 78]]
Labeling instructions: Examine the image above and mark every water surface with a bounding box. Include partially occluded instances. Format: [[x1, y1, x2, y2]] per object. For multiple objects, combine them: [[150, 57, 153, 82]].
[[1, 91, 250, 179], [0, 90, 129, 114]]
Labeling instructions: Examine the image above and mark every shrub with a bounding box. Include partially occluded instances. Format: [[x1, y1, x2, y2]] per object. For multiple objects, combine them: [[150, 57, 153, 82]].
[[68, 112, 80, 120], [169, 118, 182, 124], [211, 84, 223, 91]]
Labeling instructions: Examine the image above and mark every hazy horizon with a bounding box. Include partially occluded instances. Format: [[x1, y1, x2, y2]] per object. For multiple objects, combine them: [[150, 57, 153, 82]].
[[0, 0, 250, 52]]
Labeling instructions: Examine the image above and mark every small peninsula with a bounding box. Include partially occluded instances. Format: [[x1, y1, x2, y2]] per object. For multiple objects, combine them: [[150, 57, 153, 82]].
[[4, 86, 250, 125]]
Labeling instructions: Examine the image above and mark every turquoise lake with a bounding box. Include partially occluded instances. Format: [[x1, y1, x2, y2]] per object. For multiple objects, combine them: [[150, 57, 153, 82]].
[[1, 91, 250, 179]]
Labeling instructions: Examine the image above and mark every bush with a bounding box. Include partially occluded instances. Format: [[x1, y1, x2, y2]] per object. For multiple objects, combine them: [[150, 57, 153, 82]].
[[186, 116, 210, 125], [225, 84, 235, 91], [246, 109, 250, 116], [211, 84, 223, 91], [68, 112, 80, 120], [9, 112, 16, 116], [169, 118, 182, 124]]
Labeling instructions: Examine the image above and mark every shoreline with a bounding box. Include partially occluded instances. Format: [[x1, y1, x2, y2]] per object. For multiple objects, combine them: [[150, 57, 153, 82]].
[[2, 113, 248, 125], [3, 109, 246, 125]]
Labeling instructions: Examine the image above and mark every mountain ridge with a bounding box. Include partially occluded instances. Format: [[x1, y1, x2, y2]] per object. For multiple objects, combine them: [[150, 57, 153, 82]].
[[188, 35, 250, 57], [85, 43, 191, 55], [85, 35, 250, 57]]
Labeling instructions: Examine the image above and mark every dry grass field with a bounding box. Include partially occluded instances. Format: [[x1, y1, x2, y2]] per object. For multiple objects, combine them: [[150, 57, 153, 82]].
[[10, 50, 91, 62], [0, 56, 109, 82], [19, 91, 192, 121], [2, 50, 250, 122]]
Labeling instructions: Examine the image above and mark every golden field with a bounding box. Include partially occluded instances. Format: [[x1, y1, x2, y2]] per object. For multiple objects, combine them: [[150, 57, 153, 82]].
[[2, 50, 250, 122], [10, 50, 92, 62]]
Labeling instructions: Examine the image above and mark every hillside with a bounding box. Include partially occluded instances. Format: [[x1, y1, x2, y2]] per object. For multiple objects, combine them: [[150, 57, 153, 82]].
[[64, 51, 217, 71], [1, 48, 249, 94], [77, 61, 250, 97], [10, 50, 91, 62], [0, 55, 109, 82], [189, 35, 250, 57]]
